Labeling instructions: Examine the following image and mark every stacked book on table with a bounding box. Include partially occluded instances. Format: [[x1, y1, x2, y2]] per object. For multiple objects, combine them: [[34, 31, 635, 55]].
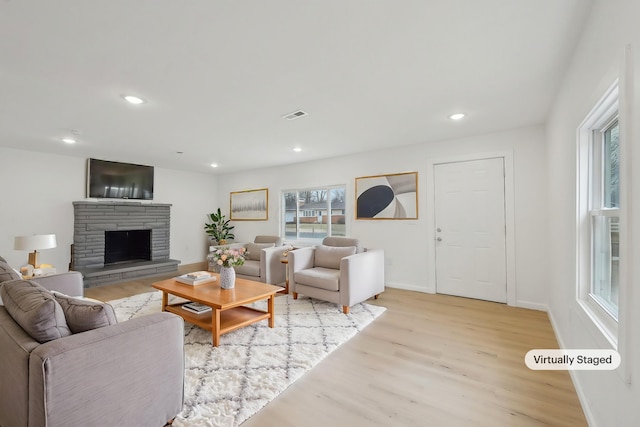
[[175, 271, 217, 286], [182, 301, 212, 314]]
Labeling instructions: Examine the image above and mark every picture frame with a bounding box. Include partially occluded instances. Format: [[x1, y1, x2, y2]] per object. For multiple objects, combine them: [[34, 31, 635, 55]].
[[355, 172, 418, 219], [230, 188, 268, 221]]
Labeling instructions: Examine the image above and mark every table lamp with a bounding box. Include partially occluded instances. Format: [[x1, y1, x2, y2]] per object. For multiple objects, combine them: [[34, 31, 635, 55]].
[[14, 234, 57, 268]]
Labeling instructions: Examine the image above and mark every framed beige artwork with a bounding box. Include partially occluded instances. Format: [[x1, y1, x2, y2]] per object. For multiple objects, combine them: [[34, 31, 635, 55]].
[[230, 188, 268, 220], [355, 172, 418, 219]]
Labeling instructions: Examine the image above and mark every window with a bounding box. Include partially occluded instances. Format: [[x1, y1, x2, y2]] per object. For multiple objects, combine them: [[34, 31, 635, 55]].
[[591, 119, 620, 317], [577, 81, 621, 343], [282, 186, 346, 242]]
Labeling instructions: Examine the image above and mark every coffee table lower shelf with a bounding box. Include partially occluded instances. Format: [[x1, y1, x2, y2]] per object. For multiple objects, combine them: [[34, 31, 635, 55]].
[[165, 303, 271, 346]]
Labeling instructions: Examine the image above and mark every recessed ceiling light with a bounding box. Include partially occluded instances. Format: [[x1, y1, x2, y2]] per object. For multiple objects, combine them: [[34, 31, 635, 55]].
[[61, 137, 76, 144], [292, 147, 302, 152], [449, 113, 465, 120], [122, 95, 145, 105], [210, 163, 219, 168], [282, 110, 308, 120]]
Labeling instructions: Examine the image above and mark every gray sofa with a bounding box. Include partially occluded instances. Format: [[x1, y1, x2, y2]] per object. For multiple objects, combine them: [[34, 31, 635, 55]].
[[0, 258, 184, 427]]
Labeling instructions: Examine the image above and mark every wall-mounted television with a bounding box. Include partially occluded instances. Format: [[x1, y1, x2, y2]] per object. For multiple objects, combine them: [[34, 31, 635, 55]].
[[87, 158, 154, 200]]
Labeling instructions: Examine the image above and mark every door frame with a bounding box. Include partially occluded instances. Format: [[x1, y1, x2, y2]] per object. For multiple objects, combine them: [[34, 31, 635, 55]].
[[426, 151, 516, 306]]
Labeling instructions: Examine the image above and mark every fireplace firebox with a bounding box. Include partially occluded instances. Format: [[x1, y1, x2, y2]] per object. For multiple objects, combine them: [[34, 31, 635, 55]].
[[104, 230, 151, 265]]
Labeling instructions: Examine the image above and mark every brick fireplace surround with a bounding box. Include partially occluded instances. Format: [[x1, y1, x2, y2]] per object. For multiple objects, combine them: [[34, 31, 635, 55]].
[[73, 201, 179, 287]]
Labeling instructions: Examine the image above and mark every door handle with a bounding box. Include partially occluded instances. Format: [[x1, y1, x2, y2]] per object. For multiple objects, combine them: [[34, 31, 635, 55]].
[[437, 237, 443, 242]]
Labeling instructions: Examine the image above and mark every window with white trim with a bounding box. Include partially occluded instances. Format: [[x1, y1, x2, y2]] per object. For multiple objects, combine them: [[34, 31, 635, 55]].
[[282, 186, 346, 242], [591, 118, 620, 315], [577, 81, 621, 343]]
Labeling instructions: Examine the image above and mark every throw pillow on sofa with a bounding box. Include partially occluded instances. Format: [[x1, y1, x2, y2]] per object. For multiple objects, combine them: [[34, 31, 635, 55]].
[[53, 292, 118, 333], [0, 260, 22, 305], [245, 242, 275, 261], [0, 279, 71, 343], [0, 260, 21, 283], [314, 245, 357, 269]]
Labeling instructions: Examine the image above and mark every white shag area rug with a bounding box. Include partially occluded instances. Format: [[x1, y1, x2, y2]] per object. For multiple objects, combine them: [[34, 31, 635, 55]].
[[109, 291, 386, 427]]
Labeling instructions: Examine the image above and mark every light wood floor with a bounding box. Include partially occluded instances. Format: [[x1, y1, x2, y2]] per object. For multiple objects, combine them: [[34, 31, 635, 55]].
[[86, 263, 587, 427]]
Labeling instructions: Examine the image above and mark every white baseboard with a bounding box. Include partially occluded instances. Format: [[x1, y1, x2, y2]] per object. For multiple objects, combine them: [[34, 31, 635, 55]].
[[546, 309, 597, 427], [384, 282, 434, 293], [516, 300, 548, 311], [384, 286, 552, 312]]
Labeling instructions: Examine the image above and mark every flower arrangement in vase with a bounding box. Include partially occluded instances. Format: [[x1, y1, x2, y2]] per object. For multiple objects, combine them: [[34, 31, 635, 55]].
[[209, 247, 246, 268], [208, 247, 246, 289]]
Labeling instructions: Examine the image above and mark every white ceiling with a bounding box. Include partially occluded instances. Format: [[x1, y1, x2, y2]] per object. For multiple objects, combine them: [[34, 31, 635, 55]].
[[0, 0, 592, 174]]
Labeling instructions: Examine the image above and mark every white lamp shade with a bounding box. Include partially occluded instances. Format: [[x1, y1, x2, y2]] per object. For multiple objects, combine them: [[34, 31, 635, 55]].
[[14, 234, 57, 251]]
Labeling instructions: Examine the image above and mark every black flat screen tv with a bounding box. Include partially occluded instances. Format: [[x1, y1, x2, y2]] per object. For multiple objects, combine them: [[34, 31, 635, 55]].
[[87, 158, 154, 200]]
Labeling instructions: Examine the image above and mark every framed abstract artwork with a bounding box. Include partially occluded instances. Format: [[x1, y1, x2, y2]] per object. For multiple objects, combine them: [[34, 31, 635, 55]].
[[355, 172, 418, 219], [230, 188, 268, 220]]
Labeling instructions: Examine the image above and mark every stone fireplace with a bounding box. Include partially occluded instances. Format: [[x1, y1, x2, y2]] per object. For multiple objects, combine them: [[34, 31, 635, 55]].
[[73, 201, 179, 287]]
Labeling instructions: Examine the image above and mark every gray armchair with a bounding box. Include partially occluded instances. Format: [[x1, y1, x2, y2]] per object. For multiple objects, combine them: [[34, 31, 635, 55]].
[[210, 235, 287, 286], [289, 237, 384, 314]]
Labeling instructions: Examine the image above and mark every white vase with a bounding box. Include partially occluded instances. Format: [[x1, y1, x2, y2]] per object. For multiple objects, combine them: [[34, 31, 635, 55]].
[[219, 266, 236, 289]]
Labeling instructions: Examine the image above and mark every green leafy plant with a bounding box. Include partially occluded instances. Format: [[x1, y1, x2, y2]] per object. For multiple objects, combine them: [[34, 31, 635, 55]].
[[204, 208, 235, 243]]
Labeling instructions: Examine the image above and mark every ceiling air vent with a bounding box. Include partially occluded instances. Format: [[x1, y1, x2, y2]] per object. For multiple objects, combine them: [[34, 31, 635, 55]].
[[282, 110, 308, 120]]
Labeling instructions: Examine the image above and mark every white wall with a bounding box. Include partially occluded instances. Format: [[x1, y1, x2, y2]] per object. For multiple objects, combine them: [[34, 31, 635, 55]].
[[0, 147, 218, 270], [217, 124, 549, 308], [546, 0, 640, 425]]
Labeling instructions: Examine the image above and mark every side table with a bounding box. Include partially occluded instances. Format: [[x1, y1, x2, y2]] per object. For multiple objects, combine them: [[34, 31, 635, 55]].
[[280, 259, 289, 294]]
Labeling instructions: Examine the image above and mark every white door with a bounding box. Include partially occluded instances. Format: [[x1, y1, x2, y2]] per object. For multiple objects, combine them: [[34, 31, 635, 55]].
[[434, 158, 507, 303]]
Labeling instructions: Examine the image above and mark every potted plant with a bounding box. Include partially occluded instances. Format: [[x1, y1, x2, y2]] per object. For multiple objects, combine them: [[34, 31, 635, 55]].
[[204, 208, 235, 245]]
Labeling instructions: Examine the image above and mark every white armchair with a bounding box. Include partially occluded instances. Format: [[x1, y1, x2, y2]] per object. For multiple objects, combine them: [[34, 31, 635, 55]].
[[209, 236, 287, 286], [289, 237, 384, 314]]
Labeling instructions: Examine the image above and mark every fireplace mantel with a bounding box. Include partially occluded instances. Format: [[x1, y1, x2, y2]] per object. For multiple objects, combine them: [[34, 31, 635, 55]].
[[73, 201, 178, 287]]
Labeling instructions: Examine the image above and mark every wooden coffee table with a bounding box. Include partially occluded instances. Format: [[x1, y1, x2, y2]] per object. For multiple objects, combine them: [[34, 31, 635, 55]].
[[152, 274, 282, 346]]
